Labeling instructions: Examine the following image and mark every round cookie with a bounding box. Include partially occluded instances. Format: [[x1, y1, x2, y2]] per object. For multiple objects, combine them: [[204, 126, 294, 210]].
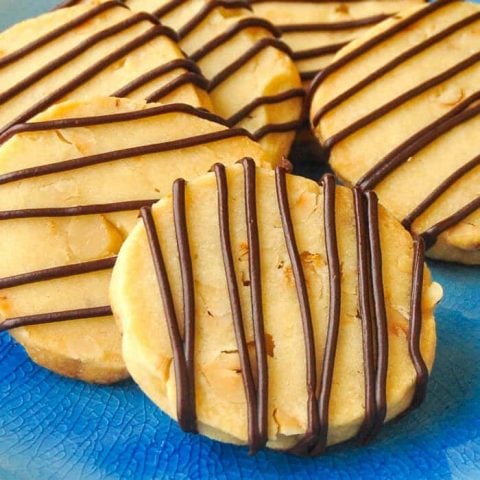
[[0, 96, 268, 384], [0, 1, 212, 135], [310, 0, 480, 264], [66, 0, 304, 161], [111, 160, 441, 454]]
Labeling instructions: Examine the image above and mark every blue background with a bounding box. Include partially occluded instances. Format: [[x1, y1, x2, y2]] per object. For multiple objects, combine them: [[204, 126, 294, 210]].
[[0, 1, 479, 478]]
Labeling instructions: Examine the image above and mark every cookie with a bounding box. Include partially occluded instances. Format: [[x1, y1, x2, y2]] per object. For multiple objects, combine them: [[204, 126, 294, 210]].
[[0, 96, 267, 384], [0, 1, 212, 136], [310, 0, 480, 264], [61, 0, 304, 160], [110, 160, 441, 454]]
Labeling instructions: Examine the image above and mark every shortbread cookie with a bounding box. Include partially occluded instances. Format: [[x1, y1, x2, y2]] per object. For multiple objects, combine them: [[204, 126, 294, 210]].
[[0, 1, 212, 135], [310, 0, 480, 264], [111, 160, 441, 454], [0, 96, 267, 384], [250, 0, 423, 83], [63, 0, 304, 160]]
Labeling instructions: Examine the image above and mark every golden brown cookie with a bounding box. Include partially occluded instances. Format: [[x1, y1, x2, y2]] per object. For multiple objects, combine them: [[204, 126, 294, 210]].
[[111, 160, 441, 454], [60, 0, 304, 161], [310, 0, 480, 264], [0, 96, 267, 384], [0, 1, 212, 135]]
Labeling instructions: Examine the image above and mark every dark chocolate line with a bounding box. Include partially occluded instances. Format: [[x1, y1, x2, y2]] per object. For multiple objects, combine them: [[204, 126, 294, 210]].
[[308, 0, 457, 108], [292, 42, 349, 61], [407, 237, 428, 409], [177, 0, 252, 39], [0, 21, 179, 135], [276, 167, 318, 453], [0, 128, 252, 186], [111, 59, 202, 97], [323, 50, 480, 149], [312, 10, 480, 127], [422, 197, 480, 250], [0, 14, 159, 116], [0, 257, 116, 290], [352, 188, 376, 444], [365, 191, 388, 439], [173, 179, 197, 432], [241, 157, 268, 450], [0, 103, 230, 144], [253, 119, 305, 140], [0, 306, 112, 332], [153, 0, 182, 18], [145, 72, 209, 103], [278, 14, 391, 33], [208, 37, 292, 91], [310, 174, 340, 456], [0, 2, 121, 69], [189, 17, 280, 62], [214, 163, 260, 453], [357, 96, 480, 190], [301, 70, 322, 81], [403, 153, 480, 230], [0, 200, 158, 220], [227, 89, 305, 126], [141, 206, 196, 433]]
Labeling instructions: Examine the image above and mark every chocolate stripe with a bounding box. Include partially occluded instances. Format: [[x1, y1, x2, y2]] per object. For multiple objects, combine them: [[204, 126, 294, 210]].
[[145, 72, 209, 103], [0, 200, 158, 220], [141, 206, 196, 432], [209, 37, 292, 91], [178, 0, 252, 39], [153, 0, 183, 18], [308, 0, 456, 106], [310, 174, 340, 455], [0, 103, 230, 144], [253, 119, 304, 140], [292, 42, 349, 61], [172, 179, 197, 432], [301, 70, 322, 81], [241, 157, 268, 450], [214, 163, 260, 453], [365, 191, 388, 438], [403, 153, 480, 230], [0, 306, 112, 332], [0, 2, 121, 69], [324, 51, 480, 149], [0, 128, 252, 186], [278, 14, 392, 33], [313, 10, 480, 127], [276, 167, 318, 453], [357, 97, 480, 190], [0, 22, 179, 135], [227, 89, 305, 126], [112, 59, 202, 97], [0, 257, 116, 290], [422, 197, 480, 249], [190, 17, 280, 62], [407, 237, 428, 409], [352, 188, 376, 443]]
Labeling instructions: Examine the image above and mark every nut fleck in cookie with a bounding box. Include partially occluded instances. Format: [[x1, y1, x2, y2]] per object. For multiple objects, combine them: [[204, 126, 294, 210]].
[[63, 0, 304, 160], [111, 160, 441, 454], [0, 96, 267, 384], [0, 1, 212, 135], [310, 0, 480, 264]]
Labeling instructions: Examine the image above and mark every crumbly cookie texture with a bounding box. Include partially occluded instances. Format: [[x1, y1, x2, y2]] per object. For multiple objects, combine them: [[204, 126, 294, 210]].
[[0, 96, 267, 384], [111, 162, 441, 454], [0, 1, 212, 135], [310, 1, 480, 264], [66, 0, 304, 161]]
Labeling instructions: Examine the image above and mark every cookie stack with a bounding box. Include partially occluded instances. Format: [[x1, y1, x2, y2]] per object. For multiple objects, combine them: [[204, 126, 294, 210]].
[[1, 0, 477, 456]]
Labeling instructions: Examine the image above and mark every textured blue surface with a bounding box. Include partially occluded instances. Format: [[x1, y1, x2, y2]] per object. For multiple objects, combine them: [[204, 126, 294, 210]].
[[0, 1, 479, 479]]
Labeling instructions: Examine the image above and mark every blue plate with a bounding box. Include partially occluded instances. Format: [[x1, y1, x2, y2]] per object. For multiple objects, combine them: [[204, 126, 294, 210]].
[[0, 2, 479, 479]]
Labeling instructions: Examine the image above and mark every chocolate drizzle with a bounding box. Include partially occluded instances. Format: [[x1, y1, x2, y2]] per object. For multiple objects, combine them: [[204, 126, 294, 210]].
[[141, 206, 197, 433], [134, 163, 429, 455]]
